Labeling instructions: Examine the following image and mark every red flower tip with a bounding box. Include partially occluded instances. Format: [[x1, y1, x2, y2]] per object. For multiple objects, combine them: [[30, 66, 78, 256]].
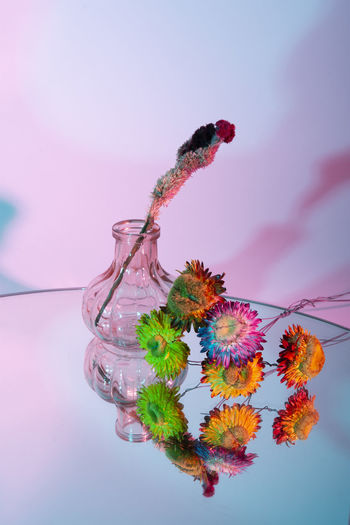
[[203, 484, 215, 497], [215, 120, 236, 143]]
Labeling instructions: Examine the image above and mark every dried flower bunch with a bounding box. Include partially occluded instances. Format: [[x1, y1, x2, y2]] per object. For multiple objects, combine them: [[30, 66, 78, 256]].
[[88, 116, 349, 497], [135, 258, 269, 383], [133, 260, 349, 496], [135, 261, 333, 478]]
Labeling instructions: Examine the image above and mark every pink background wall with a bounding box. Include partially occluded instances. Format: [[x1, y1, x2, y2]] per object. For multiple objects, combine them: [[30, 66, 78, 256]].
[[0, 0, 349, 326]]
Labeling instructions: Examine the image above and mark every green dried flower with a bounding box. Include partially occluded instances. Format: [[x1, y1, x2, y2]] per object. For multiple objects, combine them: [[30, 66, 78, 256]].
[[137, 383, 188, 440], [136, 310, 190, 379]]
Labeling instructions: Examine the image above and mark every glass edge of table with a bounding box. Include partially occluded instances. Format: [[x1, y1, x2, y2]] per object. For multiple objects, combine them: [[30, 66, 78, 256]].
[[0, 287, 348, 332]]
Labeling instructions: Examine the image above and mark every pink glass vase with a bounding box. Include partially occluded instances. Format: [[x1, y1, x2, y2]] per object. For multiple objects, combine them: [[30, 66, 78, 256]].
[[82, 219, 173, 347]]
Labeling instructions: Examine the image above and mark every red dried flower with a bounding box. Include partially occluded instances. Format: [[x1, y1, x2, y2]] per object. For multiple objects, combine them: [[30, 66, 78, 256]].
[[215, 120, 236, 143], [273, 388, 319, 445]]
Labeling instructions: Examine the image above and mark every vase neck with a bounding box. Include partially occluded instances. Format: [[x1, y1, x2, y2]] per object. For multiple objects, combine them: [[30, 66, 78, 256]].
[[112, 219, 160, 268]]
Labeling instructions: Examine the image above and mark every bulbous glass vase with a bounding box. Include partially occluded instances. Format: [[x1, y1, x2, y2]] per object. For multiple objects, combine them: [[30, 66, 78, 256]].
[[82, 219, 173, 347]]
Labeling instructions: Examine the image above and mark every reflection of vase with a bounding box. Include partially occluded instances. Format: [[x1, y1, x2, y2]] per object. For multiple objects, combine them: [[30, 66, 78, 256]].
[[115, 404, 151, 443], [84, 337, 188, 442], [82, 219, 173, 347], [84, 337, 188, 404]]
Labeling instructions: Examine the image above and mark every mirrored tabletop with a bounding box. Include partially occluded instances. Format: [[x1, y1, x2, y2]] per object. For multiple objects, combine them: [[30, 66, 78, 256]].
[[0, 289, 349, 525]]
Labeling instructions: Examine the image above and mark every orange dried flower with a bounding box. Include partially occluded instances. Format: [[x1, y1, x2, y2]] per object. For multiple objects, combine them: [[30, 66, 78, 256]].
[[277, 325, 325, 388]]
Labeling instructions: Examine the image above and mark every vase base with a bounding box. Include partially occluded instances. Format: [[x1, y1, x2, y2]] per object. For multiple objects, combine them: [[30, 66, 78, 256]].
[[115, 404, 151, 443]]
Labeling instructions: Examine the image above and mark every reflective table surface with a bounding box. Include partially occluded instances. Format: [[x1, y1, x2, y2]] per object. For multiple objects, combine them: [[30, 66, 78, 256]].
[[0, 289, 349, 525]]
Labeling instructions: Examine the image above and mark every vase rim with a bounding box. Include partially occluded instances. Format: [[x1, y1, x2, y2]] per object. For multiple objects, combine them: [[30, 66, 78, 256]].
[[112, 219, 160, 240]]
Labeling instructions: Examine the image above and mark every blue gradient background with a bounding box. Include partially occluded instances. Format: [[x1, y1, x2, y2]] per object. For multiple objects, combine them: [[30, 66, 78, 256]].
[[0, 0, 349, 328]]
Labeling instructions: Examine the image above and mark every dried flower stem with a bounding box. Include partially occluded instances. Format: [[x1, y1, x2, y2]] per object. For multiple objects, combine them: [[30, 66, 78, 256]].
[[180, 382, 208, 398], [95, 216, 151, 326], [321, 330, 350, 347], [260, 291, 350, 334], [254, 405, 279, 414]]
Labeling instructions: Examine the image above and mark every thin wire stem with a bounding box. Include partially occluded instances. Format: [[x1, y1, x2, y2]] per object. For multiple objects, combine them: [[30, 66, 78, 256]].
[[264, 368, 278, 377], [188, 360, 203, 366], [321, 331, 350, 347], [180, 382, 208, 398], [242, 394, 252, 405], [260, 291, 350, 334], [253, 405, 279, 414], [214, 398, 225, 409]]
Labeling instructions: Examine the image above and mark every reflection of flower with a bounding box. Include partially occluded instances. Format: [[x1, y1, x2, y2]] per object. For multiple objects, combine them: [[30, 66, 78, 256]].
[[137, 383, 188, 440], [199, 301, 265, 368], [196, 443, 257, 477], [277, 325, 325, 388], [200, 404, 261, 450], [163, 260, 226, 332], [162, 434, 218, 498], [136, 310, 190, 379], [273, 387, 319, 445], [164, 434, 204, 479], [201, 353, 265, 398]]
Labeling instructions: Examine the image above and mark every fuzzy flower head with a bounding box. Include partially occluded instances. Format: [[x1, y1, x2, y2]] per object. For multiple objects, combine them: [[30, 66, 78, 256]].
[[273, 387, 319, 445], [177, 123, 217, 158], [199, 301, 265, 368], [201, 353, 265, 399], [277, 325, 325, 389], [148, 120, 236, 222], [136, 310, 190, 379], [196, 443, 257, 478], [137, 383, 188, 440], [164, 260, 226, 332], [200, 404, 261, 450]]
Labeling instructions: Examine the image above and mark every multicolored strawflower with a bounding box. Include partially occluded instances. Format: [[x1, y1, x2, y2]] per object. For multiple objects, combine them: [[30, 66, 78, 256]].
[[199, 301, 265, 368], [201, 352, 265, 398], [277, 325, 325, 388], [195, 443, 257, 478], [200, 404, 261, 450], [163, 260, 226, 332], [136, 383, 188, 440], [273, 387, 319, 445], [136, 310, 190, 379]]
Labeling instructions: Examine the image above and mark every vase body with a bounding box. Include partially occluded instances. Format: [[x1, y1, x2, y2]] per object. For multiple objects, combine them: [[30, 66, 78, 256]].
[[82, 219, 173, 347]]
